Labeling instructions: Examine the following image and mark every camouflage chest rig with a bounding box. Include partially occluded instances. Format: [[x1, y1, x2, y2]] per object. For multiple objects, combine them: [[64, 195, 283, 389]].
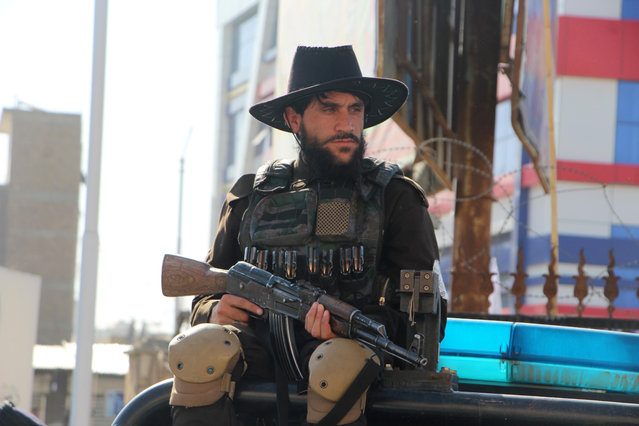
[[238, 157, 401, 308]]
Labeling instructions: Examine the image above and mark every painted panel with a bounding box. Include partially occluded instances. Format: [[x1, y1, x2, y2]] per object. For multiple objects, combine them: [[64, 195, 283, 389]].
[[557, 181, 612, 222], [615, 124, 639, 165], [491, 203, 516, 234], [526, 186, 551, 235], [557, 219, 611, 237], [610, 185, 639, 224], [494, 102, 521, 177], [615, 81, 639, 166], [561, 235, 639, 265], [524, 161, 639, 186], [557, 160, 639, 184], [621, 21, 639, 80], [617, 81, 639, 124], [557, 77, 617, 162], [525, 284, 639, 312], [611, 224, 639, 239], [526, 234, 639, 266], [525, 263, 608, 279], [623, 0, 639, 20], [562, 0, 622, 19], [523, 276, 639, 310], [557, 17, 623, 78]]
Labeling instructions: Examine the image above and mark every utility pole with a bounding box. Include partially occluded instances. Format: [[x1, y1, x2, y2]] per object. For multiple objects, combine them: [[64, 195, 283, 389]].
[[450, 0, 502, 313], [70, 0, 107, 424]]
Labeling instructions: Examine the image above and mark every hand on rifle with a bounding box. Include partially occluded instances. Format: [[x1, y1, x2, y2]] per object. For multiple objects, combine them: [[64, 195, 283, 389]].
[[210, 294, 263, 326], [305, 302, 338, 340]]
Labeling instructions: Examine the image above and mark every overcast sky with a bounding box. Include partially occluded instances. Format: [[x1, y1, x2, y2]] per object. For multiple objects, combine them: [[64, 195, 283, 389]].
[[0, 0, 218, 335]]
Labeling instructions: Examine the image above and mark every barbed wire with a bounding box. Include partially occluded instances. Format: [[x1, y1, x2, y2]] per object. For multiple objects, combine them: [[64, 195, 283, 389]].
[[369, 137, 639, 318]]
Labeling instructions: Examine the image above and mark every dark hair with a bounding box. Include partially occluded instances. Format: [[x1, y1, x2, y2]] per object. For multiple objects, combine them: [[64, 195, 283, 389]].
[[288, 94, 320, 115], [287, 91, 369, 116]]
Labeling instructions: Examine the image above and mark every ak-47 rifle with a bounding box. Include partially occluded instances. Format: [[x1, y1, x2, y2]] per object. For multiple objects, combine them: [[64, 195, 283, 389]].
[[161, 254, 428, 381]]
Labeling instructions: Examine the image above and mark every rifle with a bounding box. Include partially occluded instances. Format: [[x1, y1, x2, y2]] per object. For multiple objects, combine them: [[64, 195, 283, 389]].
[[162, 254, 428, 380]]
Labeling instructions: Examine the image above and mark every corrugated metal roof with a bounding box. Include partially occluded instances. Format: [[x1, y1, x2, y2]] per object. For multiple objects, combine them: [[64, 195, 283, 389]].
[[33, 342, 132, 375]]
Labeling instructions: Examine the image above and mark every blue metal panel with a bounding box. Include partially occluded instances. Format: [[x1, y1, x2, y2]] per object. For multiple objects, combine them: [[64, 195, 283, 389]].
[[440, 319, 512, 358], [509, 323, 639, 372], [615, 123, 639, 165], [622, 0, 639, 20], [526, 234, 639, 266], [616, 81, 639, 164], [617, 81, 639, 123], [611, 224, 639, 239], [523, 235, 551, 265], [523, 279, 638, 309]]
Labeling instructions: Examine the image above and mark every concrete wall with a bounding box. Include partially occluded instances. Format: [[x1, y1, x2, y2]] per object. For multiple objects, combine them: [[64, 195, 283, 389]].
[[0, 266, 41, 411]]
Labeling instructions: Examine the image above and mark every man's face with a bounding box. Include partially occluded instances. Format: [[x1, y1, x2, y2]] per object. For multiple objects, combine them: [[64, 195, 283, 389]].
[[285, 91, 366, 166]]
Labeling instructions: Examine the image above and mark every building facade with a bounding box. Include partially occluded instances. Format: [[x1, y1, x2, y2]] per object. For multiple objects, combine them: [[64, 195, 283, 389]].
[[518, 0, 639, 317], [210, 0, 279, 232], [0, 108, 81, 344]]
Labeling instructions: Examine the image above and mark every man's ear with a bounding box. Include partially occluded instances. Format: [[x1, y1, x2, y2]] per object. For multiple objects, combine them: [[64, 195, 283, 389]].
[[283, 106, 301, 133]]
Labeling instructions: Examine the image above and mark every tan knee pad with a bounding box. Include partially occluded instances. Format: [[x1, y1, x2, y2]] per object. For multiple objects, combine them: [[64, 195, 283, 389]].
[[307, 338, 380, 425], [168, 323, 245, 407]]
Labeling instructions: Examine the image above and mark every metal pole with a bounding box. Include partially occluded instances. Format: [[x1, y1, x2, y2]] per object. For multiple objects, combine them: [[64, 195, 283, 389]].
[[176, 127, 192, 255], [70, 1, 107, 424], [175, 127, 192, 334], [543, 0, 559, 316]]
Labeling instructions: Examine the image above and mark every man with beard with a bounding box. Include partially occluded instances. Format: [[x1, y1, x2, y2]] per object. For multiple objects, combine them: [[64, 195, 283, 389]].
[[169, 45, 446, 426]]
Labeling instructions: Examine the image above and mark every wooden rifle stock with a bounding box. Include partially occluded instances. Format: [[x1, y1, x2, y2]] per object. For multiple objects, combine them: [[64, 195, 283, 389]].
[[161, 254, 228, 297]]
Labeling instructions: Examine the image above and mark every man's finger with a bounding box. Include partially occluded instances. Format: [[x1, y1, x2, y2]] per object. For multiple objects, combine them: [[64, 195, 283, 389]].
[[321, 309, 337, 340], [306, 302, 318, 331], [224, 294, 263, 316], [315, 303, 324, 324]]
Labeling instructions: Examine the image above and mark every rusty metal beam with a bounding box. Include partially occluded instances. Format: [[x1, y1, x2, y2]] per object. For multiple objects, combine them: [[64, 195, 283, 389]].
[[450, 0, 502, 313]]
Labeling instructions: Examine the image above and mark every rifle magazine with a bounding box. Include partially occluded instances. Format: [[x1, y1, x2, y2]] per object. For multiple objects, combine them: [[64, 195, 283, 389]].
[[268, 312, 304, 382]]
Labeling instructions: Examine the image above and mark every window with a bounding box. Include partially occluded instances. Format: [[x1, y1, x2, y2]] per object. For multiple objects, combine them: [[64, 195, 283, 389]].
[[229, 12, 258, 88], [224, 94, 246, 182]]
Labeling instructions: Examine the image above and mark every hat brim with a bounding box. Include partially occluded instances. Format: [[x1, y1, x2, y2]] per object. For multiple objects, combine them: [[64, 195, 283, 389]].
[[249, 76, 408, 132]]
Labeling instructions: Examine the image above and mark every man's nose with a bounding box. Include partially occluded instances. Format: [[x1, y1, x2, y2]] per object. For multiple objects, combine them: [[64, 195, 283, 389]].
[[335, 110, 354, 132]]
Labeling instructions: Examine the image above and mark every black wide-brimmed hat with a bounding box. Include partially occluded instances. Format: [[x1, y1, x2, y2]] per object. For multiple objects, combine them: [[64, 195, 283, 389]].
[[249, 45, 408, 132]]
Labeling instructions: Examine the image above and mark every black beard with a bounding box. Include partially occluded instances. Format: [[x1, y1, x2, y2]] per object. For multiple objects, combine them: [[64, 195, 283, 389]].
[[297, 126, 366, 183]]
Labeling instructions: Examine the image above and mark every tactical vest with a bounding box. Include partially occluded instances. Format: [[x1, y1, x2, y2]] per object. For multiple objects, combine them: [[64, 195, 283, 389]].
[[238, 158, 401, 307]]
